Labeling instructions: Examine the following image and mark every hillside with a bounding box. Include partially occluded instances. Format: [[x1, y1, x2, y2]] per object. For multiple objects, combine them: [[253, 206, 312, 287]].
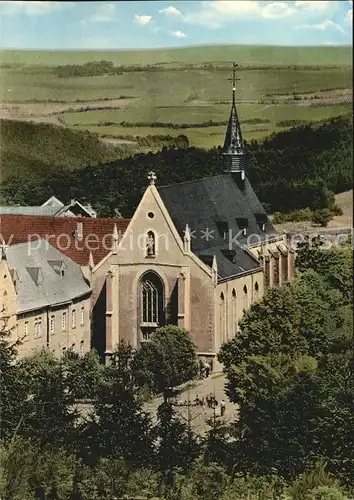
[[1, 44, 352, 67], [0, 119, 125, 180], [1, 117, 352, 218]]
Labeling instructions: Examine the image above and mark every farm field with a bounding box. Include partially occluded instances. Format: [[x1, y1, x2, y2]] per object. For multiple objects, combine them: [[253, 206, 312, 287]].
[[59, 102, 352, 147], [1, 45, 352, 66], [0, 45, 352, 149]]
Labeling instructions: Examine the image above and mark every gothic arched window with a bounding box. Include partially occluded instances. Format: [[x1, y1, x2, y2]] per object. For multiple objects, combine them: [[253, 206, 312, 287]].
[[140, 272, 164, 325], [220, 292, 226, 344], [254, 281, 260, 301], [231, 289, 238, 335], [242, 285, 248, 311]]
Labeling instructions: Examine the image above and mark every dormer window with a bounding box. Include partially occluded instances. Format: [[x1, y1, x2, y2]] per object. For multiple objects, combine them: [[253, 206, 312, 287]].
[[236, 218, 248, 236], [48, 260, 66, 276], [255, 213, 267, 232], [26, 267, 43, 285], [221, 249, 236, 263], [216, 221, 228, 241]]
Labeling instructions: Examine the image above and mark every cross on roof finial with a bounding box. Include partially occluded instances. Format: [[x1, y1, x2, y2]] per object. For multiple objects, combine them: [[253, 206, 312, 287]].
[[228, 62, 241, 100], [148, 171, 157, 185]]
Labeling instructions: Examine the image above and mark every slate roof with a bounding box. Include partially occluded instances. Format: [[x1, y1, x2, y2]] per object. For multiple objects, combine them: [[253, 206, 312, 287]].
[[5, 240, 92, 314], [0, 200, 96, 218], [0, 215, 130, 266], [159, 173, 278, 279]]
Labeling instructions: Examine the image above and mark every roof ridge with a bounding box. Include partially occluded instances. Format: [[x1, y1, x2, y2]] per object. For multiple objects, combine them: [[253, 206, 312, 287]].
[[159, 173, 225, 189], [0, 213, 131, 223]]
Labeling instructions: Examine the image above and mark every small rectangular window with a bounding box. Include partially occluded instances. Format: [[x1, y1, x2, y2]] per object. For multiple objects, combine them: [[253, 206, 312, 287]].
[[50, 315, 55, 334], [72, 310, 76, 329], [34, 318, 42, 338], [24, 321, 28, 338], [80, 307, 84, 325], [62, 312, 67, 330], [216, 221, 228, 241], [255, 213, 267, 232], [236, 218, 248, 236]]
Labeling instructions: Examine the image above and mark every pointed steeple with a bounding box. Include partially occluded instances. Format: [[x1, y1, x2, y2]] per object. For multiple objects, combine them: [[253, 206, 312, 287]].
[[88, 251, 94, 269], [222, 63, 247, 176], [112, 224, 119, 254]]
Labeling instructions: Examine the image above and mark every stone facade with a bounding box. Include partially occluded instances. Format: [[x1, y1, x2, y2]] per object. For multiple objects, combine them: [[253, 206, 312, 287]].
[[0, 240, 92, 359], [12, 297, 92, 358], [89, 183, 294, 366]]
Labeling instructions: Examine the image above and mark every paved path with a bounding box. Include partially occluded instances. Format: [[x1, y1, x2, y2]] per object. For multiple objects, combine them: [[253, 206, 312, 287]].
[[144, 373, 239, 435], [77, 373, 239, 436]]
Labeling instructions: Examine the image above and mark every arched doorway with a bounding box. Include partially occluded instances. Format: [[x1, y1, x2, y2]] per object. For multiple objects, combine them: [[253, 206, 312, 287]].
[[139, 271, 164, 343]]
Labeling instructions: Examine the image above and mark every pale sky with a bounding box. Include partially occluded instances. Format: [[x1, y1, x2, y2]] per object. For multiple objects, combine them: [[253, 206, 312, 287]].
[[0, 1, 352, 50]]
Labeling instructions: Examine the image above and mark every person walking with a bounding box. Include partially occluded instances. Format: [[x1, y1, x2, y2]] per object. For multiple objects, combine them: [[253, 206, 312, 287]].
[[206, 394, 212, 408], [220, 399, 226, 417], [199, 358, 205, 379], [204, 361, 210, 378]]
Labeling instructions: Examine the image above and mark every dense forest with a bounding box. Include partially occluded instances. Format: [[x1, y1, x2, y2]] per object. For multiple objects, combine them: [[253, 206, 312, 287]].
[[1, 239, 353, 499], [1, 115, 352, 217], [0, 119, 125, 181]]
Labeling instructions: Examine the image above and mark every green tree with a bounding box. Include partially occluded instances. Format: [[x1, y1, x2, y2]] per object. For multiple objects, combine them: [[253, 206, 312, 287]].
[[62, 349, 103, 400], [296, 237, 353, 304], [18, 350, 78, 448], [0, 327, 28, 440], [89, 341, 153, 467], [311, 209, 332, 227], [154, 401, 199, 489], [132, 325, 198, 400]]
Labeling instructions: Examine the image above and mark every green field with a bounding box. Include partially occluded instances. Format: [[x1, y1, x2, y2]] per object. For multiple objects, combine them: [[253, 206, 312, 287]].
[[1, 44, 352, 66], [1, 65, 351, 103], [0, 45, 352, 151], [60, 103, 352, 147]]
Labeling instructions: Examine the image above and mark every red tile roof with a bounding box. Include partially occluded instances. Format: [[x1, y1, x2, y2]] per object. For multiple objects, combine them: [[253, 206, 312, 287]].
[[0, 215, 130, 266]]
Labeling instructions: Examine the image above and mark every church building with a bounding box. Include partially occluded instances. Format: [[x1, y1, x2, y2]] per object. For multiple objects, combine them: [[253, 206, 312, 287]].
[[92, 68, 295, 366], [0, 67, 294, 364]]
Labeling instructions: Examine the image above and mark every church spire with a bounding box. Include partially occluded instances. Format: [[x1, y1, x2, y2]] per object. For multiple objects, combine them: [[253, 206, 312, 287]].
[[222, 63, 247, 176]]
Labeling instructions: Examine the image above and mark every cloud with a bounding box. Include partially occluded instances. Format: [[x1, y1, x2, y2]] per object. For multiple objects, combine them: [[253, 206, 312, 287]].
[[134, 14, 152, 25], [88, 3, 116, 23], [183, 1, 299, 29], [159, 6, 182, 16], [0, 1, 73, 16], [346, 8, 352, 25], [299, 19, 345, 34], [172, 30, 186, 38], [295, 1, 334, 11], [260, 2, 295, 19], [183, 1, 259, 28]]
